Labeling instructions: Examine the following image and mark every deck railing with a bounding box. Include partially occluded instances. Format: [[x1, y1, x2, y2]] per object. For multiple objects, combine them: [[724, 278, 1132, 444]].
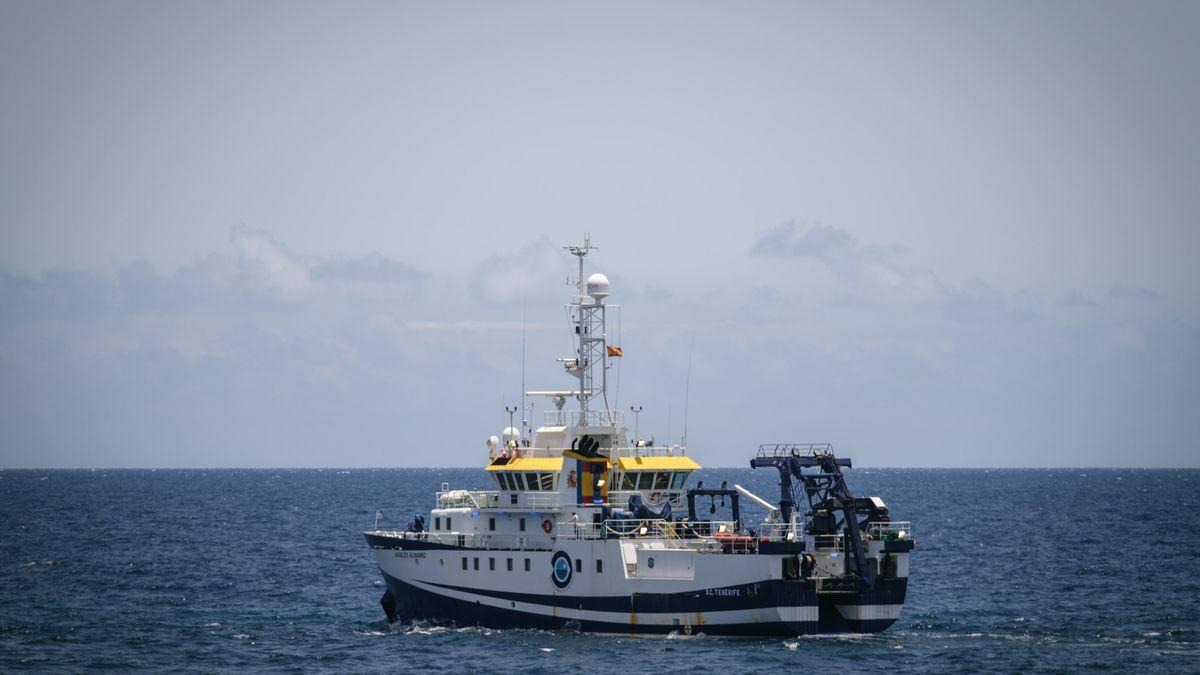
[[553, 518, 738, 542], [866, 521, 912, 540], [756, 443, 834, 458], [608, 490, 685, 509], [543, 410, 625, 427], [435, 489, 561, 510], [370, 530, 554, 551]]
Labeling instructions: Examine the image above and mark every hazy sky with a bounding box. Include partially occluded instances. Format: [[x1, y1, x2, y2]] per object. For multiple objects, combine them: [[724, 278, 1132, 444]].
[[1, 1, 1197, 468]]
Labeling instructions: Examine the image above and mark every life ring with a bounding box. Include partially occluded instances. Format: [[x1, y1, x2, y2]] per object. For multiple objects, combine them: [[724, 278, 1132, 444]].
[[542, 519, 554, 534]]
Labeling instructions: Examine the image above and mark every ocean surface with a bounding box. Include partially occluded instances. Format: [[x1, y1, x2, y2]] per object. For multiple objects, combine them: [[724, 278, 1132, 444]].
[[2, 467, 1198, 673]]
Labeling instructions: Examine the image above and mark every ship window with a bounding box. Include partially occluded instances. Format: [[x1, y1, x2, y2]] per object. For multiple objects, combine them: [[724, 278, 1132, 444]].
[[620, 473, 637, 490], [653, 472, 670, 490], [575, 558, 582, 574], [525, 473, 540, 491], [507, 558, 513, 571], [473, 557, 479, 571], [519, 518, 526, 532], [671, 472, 687, 490], [524, 558, 531, 571], [512, 473, 526, 491], [539, 473, 555, 491], [637, 473, 654, 490], [497, 473, 509, 490], [462, 557, 467, 570], [596, 559, 603, 573], [488, 517, 495, 531], [435, 517, 441, 530], [489, 558, 495, 571], [446, 517, 452, 530]]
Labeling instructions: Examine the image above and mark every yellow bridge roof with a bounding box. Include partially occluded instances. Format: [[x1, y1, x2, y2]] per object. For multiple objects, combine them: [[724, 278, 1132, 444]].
[[617, 456, 702, 471], [486, 457, 565, 472]]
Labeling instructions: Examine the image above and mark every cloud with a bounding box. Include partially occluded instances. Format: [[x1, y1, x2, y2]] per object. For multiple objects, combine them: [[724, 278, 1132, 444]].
[[752, 222, 946, 309], [230, 225, 313, 298], [0, 228, 424, 324], [752, 223, 857, 263], [471, 236, 572, 305], [1059, 291, 1098, 308], [404, 319, 554, 332], [312, 253, 424, 301], [750, 222, 1043, 322], [1109, 283, 1162, 301]]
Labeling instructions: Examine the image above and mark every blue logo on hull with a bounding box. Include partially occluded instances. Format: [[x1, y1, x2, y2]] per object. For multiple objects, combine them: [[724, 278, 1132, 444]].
[[550, 551, 573, 589]]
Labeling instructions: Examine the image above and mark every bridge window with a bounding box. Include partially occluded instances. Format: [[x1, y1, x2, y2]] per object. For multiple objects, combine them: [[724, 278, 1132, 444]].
[[637, 473, 654, 490], [671, 472, 688, 490], [653, 472, 670, 490], [539, 473, 555, 491], [496, 473, 509, 490], [620, 473, 636, 490]]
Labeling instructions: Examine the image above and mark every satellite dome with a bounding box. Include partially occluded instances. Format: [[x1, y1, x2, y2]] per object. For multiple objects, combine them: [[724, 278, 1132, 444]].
[[586, 273, 610, 300], [486, 435, 500, 450], [502, 426, 521, 442]]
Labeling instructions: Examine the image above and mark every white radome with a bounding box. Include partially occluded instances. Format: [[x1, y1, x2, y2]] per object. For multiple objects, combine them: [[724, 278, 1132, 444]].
[[486, 435, 500, 450], [586, 273, 610, 300], [502, 426, 521, 443]]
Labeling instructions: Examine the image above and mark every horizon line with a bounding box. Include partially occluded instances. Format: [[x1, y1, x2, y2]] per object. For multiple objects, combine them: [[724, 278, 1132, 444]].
[[2, 465, 1197, 471]]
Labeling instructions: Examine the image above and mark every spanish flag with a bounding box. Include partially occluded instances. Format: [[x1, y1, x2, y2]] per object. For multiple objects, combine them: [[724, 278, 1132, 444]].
[[606, 345, 623, 357]]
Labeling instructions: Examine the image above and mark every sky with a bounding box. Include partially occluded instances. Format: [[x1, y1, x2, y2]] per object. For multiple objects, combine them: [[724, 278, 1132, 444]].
[[1, 1, 1197, 468]]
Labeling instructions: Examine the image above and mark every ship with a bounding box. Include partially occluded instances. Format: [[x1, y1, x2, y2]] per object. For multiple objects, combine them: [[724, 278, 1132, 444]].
[[364, 237, 914, 636]]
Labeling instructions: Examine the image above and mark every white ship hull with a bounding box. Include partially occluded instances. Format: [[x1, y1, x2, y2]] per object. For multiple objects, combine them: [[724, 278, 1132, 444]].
[[366, 531, 910, 636]]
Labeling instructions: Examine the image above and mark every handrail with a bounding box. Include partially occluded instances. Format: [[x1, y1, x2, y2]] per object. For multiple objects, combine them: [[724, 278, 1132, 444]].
[[487, 444, 688, 461], [866, 521, 912, 540], [756, 443, 833, 458], [368, 530, 554, 551], [554, 518, 738, 541], [435, 490, 560, 510], [608, 490, 685, 508], [543, 410, 625, 427], [811, 534, 844, 551]]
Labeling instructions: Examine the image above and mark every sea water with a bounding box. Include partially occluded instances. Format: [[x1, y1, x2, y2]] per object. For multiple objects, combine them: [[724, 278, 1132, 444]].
[[2, 468, 1197, 672]]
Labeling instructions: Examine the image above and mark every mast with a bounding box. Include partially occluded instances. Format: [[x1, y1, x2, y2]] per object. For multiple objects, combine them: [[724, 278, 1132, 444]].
[[563, 235, 611, 427]]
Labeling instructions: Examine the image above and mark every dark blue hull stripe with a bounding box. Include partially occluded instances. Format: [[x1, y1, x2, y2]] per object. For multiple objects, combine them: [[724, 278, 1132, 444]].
[[414, 577, 907, 614], [378, 571, 904, 636]]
